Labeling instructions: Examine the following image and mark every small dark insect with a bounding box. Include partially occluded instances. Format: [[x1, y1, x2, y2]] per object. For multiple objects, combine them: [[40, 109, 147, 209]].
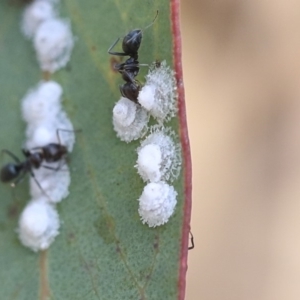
[[188, 231, 195, 250], [0, 129, 73, 194], [108, 11, 158, 103], [154, 59, 162, 68]]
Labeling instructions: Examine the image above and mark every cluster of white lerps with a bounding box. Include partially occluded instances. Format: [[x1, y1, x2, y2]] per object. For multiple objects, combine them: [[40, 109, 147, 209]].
[[19, 81, 74, 252], [136, 127, 181, 227], [112, 61, 177, 141], [17, 0, 75, 252], [21, 0, 74, 73], [112, 61, 182, 227]]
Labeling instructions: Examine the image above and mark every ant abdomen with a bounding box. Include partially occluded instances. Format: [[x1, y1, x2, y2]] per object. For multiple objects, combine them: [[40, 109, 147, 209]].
[[120, 82, 140, 103], [26, 152, 43, 168]]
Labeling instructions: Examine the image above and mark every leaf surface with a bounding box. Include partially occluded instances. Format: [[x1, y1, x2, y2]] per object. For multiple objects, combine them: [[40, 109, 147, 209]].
[[0, 0, 191, 299]]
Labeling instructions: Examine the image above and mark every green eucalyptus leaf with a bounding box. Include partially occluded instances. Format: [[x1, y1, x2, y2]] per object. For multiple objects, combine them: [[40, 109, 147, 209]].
[[0, 0, 191, 299]]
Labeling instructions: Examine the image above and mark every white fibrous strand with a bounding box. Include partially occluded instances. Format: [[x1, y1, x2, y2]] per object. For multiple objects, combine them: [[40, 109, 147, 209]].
[[113, 97, 150, 143], [138, 182, 177, 227], [136, 126, 182, 183], [18, 199, 60, 252], [33, 18, 74, 73], [21, 1, 57, 39], [138, 60, 178, 123]]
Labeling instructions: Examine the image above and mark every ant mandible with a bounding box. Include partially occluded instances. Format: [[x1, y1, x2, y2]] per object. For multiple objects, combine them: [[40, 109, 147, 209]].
[[108, 11, 158, 103], [0, 129, 72, 193]]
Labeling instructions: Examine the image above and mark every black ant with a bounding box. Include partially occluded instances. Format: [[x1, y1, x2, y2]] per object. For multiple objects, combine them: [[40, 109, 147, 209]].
[[0, 129, 75, 196], [108, 11, 158, 103], [189, 231, 195, 250]]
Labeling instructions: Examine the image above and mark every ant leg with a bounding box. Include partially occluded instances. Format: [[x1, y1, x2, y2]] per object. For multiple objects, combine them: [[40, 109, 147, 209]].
[[1, 149, 21, 163], [188, 231, 195, 250], [10, 168, 27, 188], [21, 148, 33, 158], [119, 85, 126, 98], [42, 159, 68, 172], [108, 37, 128, 56], [41, 165, 66, 172], [121, 69, 139, 85], [124, 62, 149, 68], [114, 62, 126, 72], [29, 169, 53, 201], [23, 128, 81, 153], [56, 128, 81, 145]]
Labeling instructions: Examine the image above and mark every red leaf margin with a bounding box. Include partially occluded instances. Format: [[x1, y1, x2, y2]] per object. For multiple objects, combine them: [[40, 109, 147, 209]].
[[171, 0, 193, 299]]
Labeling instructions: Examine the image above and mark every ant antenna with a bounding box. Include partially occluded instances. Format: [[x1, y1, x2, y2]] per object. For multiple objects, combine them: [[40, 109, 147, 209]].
[[144, 10, 159, 31], [127, 10, 159, 44], [55, 128, 82, 145]]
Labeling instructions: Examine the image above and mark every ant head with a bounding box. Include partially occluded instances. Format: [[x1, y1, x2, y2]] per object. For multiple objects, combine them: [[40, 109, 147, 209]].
[[121, 10, 159, 57], [0, 163, 20, 183], [122, 29, 142, 56]]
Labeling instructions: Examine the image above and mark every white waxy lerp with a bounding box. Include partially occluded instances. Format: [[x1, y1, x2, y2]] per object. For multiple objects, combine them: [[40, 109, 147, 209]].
[[22, 81, 75, 152], [138, 182, 177, 227], [136, 144, 162, 182], [113, 97, 150, 142], [18, 200, 60, 252], [21, 0, 57, 39], [25, 112, 75, 152], [136, 126, 182, 182], [25, 125, 59, 151], [29, 163, 71, 204], [34, 18, 74, 73], [21, 81, 63, 125], [138, 60, 178, 123]]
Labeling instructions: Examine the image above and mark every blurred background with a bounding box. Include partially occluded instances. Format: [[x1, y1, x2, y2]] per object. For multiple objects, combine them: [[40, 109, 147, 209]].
[[181, 1, 300, 299]]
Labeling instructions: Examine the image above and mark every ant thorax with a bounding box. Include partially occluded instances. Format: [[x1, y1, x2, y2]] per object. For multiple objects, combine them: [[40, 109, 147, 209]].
[[28, 151, 43, 169]]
